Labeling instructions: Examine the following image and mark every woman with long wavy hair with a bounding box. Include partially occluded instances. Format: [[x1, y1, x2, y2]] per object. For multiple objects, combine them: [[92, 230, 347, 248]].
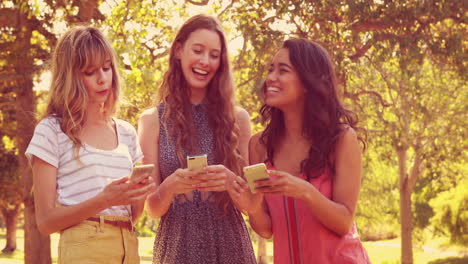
[[25, 26, 154, 263], [247, 38, 371, 263], [138, 14, 256, 263]]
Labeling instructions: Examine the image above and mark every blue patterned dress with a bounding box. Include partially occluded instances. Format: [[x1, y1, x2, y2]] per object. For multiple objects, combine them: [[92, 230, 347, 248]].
[[152, 103, 257, 264]]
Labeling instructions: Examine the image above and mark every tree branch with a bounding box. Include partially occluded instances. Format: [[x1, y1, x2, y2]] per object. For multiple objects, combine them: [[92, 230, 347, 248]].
[[0, 8, 18, 27], [217, 0, 234, 19], [349, 32, 402, 60], [152, 48, 170, 61], [348, 20, 392, 33], [76, 0, 100, 23], [29, 17, 57, 47], [142, 42, 169, 62], [0, 101, 15, 108], [185, 0, 209, 6], [0, 73, 23, 82], [237, 74, 259, 88], [365, 55, 398, 104], [349, 43, 372, 61], [344, 90, 392, 107], [0, 65, 46, 81]]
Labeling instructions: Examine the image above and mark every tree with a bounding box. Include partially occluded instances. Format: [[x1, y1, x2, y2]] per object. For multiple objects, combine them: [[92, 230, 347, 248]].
[[225, 2, 466, 263], [0, 0, 104, 262], [351, 54, 466, 263], [0, 138, 22, 253], [0, 52, 22, 253], [1, 1, 465, 263]]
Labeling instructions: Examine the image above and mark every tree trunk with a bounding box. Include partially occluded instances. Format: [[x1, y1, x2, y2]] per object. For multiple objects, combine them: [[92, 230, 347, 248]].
[[397, 148, 413, 264], [14, 14, 52, 261], [1, 204, 20, 253], [257, 235, 268, 264], [16, 77, 51, 264]]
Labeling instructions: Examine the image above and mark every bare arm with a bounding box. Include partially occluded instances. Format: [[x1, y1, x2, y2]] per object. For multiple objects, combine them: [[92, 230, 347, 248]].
[[139, 108, 173, 219], [302, 128, 362, 235], [32, 157, 149, 235], [227, 107, 253, 211], [139, 108, 199, 219], [255, 128, 362, 236], [191, 107, 253, 209], [246, 133, 273, 238], [130, 176, 154, 222]]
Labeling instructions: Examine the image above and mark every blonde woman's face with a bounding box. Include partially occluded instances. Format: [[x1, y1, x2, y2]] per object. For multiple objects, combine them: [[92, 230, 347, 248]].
[[81, 58, 113, 105], [176, 29, 221, 91]]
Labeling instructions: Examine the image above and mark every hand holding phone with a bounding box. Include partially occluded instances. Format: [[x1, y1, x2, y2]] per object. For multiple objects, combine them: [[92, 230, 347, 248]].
[[130, 164, 155, 183], [243, 163, 270, 194], [187, 154, 208, 173]]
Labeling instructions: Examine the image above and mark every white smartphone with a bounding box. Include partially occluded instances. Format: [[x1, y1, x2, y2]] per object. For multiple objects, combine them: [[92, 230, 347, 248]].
[[187, 154, 208, 173], [130, 164, 154, 183], [243, 163, 270, 193]]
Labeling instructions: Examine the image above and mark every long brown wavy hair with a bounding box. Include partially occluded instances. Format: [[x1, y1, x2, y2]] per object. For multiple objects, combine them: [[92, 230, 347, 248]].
[[45, 26, 120, 158], [260, 38, 367, 180], [158, 15, 242, 211]]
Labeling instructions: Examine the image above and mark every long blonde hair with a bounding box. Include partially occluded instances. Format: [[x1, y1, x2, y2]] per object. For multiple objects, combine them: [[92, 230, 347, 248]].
[[45, 26, 120, 156], [158, 15, 243, 211]]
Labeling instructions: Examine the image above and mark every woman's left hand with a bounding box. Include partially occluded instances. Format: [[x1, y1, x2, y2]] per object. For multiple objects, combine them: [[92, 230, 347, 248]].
[[130, 175, 156, 203], [192, 165, 248, 196], [254, 170, 311, 199]]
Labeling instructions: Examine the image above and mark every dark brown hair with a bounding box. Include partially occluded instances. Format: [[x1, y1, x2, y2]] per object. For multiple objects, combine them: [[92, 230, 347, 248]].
[[260, 38, 366, 180]]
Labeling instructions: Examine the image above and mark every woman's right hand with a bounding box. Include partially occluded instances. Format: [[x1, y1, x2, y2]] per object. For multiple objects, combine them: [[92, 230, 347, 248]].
[[164, 168, 202, 195], [100, 176, 154, 208]]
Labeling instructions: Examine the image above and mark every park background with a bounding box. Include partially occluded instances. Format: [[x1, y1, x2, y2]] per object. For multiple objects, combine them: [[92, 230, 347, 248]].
[[0, 0, 466, 263]]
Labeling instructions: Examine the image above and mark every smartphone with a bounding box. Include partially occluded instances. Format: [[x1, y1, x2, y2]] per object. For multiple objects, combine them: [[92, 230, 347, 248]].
[[130, 164, 154, 183], [243, 163, 269, 194], [187, 154, 208, 173]]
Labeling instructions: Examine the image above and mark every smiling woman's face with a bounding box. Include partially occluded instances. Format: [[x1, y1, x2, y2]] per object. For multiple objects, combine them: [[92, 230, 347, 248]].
[[177, 28, 221, 91], [265, 48, 306, 109]]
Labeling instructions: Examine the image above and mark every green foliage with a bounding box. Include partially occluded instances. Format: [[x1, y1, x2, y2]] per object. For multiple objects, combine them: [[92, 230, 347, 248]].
[[429, 256, 468, 264], [430, 177, 468, 245], [0, 141, 22, 207], [357, 144, 400, 241], [134, 211, 159, 238]]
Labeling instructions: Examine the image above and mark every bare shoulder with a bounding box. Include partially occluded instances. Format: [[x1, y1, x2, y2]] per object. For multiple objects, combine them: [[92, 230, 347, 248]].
[[140, 107, 159, 119], [249, 131, 266, 164], [249, 132, 263, 146], [234, 106, 251, 137], [336, 126, 360, 154], [235, 106, 250, 123], [338, 126, 358, 144], [139, 107, 160, 128]]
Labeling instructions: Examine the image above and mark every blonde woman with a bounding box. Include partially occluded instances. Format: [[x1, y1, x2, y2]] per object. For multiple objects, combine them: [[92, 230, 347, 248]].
[[138, 15, 256, 263], [25, 26, 154, 264]]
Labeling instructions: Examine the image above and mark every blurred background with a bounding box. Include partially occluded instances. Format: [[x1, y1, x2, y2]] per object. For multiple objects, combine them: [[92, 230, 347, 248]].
[[0, 0, 466, 263]]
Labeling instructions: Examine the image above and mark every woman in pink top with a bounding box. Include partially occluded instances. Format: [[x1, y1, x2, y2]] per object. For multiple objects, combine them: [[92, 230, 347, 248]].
[[247, 38, 371, 263]]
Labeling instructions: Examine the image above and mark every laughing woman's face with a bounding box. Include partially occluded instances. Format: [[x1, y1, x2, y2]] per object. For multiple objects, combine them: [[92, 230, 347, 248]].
[[176, 29, 221, 91]]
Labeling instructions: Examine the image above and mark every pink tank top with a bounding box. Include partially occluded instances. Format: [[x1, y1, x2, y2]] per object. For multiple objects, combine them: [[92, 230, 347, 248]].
[[264, 163, 371, 264]]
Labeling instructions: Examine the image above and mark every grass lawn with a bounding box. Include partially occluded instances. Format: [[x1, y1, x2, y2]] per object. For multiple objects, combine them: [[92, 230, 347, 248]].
[[1, 229, 467, 263]]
